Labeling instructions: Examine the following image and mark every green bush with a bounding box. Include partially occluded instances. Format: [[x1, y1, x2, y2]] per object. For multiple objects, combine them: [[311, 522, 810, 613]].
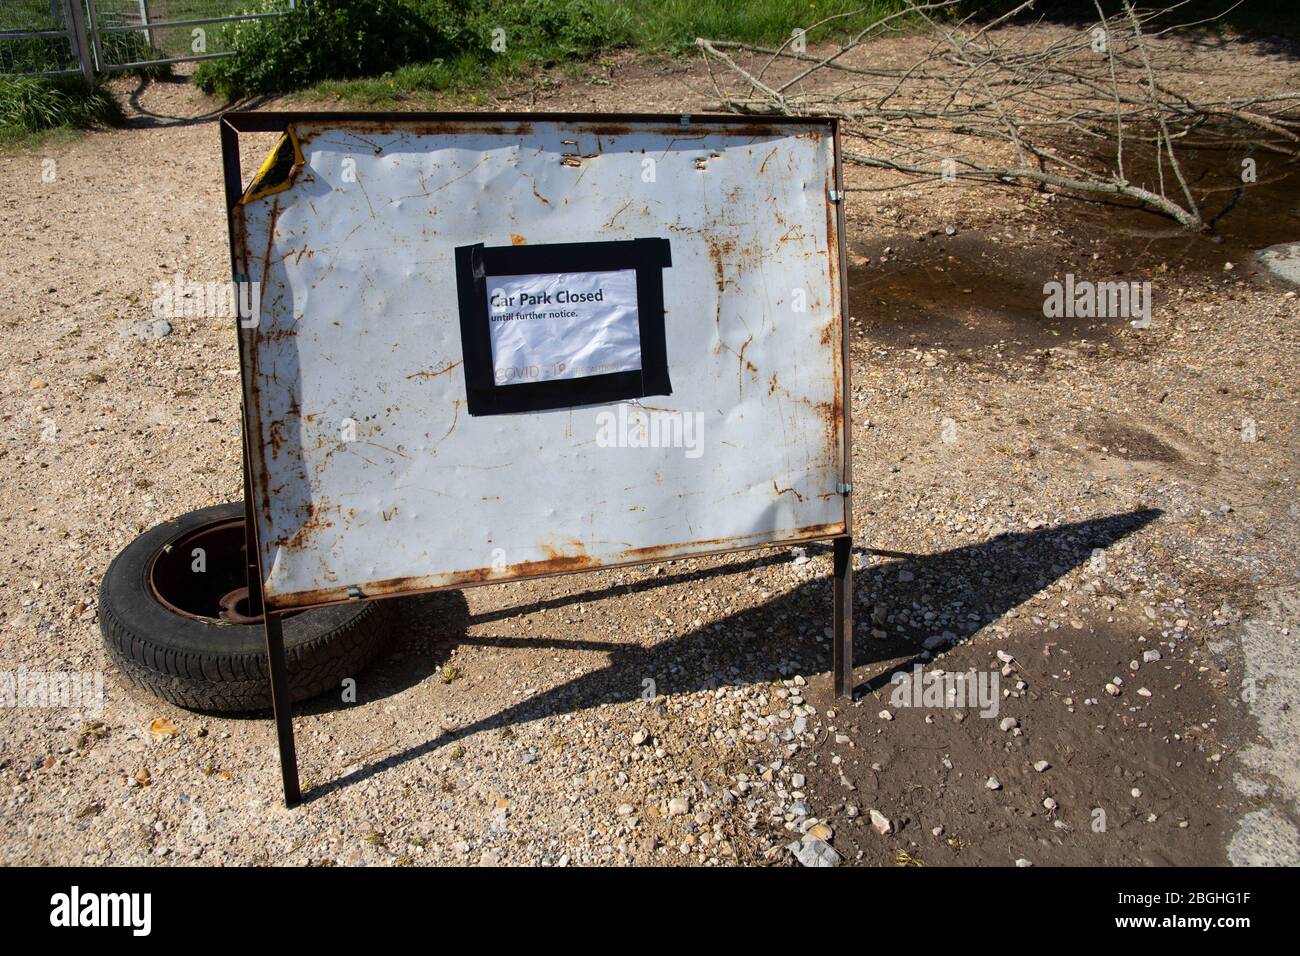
[[195, 0, 484, 97], [0, 75, 122, 140], [492, 0, 633, 61], [194, 0, 636, 98]]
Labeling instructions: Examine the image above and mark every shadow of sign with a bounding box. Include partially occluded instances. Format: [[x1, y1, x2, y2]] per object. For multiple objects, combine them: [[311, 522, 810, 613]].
[[303, 507, 1161, 802]]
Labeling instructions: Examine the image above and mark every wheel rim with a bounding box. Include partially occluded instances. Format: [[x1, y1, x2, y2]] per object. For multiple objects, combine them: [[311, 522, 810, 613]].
[[147, 517, 264, 624]]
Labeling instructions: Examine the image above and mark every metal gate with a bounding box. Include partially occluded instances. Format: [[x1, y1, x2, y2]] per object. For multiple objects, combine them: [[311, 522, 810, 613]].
[[0, 1, 90, 80], [0, 0, 293, 80]]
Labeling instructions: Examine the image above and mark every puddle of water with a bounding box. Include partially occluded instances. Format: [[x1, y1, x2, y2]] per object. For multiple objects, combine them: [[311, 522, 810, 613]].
[[1058, 145, 1300, 273], [846, 233, 1133, 355], [847, 147, 1300, 358]]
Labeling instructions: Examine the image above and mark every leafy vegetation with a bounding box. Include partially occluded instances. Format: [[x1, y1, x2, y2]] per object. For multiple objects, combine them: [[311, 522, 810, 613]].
[[0, 75, 122, 146], [194, 0, 918, 99], [0, 0, 949, 139], [194, 0, 474, 97]]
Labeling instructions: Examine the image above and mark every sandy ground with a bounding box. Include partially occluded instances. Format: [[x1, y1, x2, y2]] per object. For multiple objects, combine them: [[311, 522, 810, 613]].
[[0, 27, 1297, 866]]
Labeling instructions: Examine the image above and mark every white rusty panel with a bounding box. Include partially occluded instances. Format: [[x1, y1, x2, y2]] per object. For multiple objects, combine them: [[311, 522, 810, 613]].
[[235, 117, 847, 609]]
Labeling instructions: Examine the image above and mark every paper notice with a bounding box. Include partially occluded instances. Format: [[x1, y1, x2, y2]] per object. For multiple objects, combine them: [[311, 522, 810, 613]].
[[486, 269, 641, 385]]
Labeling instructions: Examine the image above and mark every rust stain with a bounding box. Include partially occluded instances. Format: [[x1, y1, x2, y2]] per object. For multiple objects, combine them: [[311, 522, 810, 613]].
[[405, 360, 463, 380], [267, 417, 290, 455], [294, 120, 799, 150], [706, 237, 734, 294], [531, 537, 594, 572], [265, 523, 850, 610], [817, 396, 843, 466], [278, 499, 335, 550], [706, 236, 738, 357], [822, 137, 846, 471], [519, 552, 597, 574], [731, 333, 757, 397], [582, 124, 634, 137], [432, 399, 461, 447], [616, 525, 843, 563], [604, 199, 633, 229], [737, 335, 755, 372], [772, 480, 806, 503], [775, 224, 807, 246], [308, 121, 538, 140], [510, 234, 527, 246]]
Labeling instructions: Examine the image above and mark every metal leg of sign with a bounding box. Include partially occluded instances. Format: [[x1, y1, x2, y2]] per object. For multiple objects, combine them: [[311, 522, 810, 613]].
[[832, 535, 854, 700], [238, 411, 300, 806], [238, 417, 300, 806], [263, 610, 302, 808], [242, 497, 261, 618]]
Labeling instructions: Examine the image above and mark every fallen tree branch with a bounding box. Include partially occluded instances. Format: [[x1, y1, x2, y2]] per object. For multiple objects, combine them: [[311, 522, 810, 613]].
[[697, 2, 1299, 230]]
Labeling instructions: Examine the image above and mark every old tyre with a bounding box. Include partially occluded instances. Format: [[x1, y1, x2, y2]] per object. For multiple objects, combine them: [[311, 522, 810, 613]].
[[100, 502, 394, 712]]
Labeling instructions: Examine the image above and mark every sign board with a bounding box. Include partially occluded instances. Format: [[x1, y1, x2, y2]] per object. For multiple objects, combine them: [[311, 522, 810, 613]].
[[227, 113, 851, 612]]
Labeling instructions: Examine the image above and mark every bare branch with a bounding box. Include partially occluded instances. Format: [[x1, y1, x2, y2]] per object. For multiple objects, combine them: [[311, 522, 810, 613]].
[[698, 1, 1297, 230]]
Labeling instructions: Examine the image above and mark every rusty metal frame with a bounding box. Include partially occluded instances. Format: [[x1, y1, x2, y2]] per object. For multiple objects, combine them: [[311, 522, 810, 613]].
[[830, 121, 855, 700], [220, 110, 854, 808]]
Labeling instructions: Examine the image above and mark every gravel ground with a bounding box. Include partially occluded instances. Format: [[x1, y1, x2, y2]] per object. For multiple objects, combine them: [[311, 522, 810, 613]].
[[0, 28, 1296, 866]]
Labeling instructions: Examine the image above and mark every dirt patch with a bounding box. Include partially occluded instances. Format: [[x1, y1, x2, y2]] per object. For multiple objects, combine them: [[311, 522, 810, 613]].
[[1086, 421, 1186, 465], [801, 610, 1234, 866]]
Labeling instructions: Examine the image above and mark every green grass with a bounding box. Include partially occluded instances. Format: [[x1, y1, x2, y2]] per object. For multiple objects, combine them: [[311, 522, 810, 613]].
[[0, 75, 122, 148], [0, 0, 64, 30], [598, 0, 922, 52], [307, 54, 498, 106]]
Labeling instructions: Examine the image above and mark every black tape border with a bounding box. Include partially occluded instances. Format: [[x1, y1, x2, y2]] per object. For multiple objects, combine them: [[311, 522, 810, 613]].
[[455, 238, 672, 416]]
